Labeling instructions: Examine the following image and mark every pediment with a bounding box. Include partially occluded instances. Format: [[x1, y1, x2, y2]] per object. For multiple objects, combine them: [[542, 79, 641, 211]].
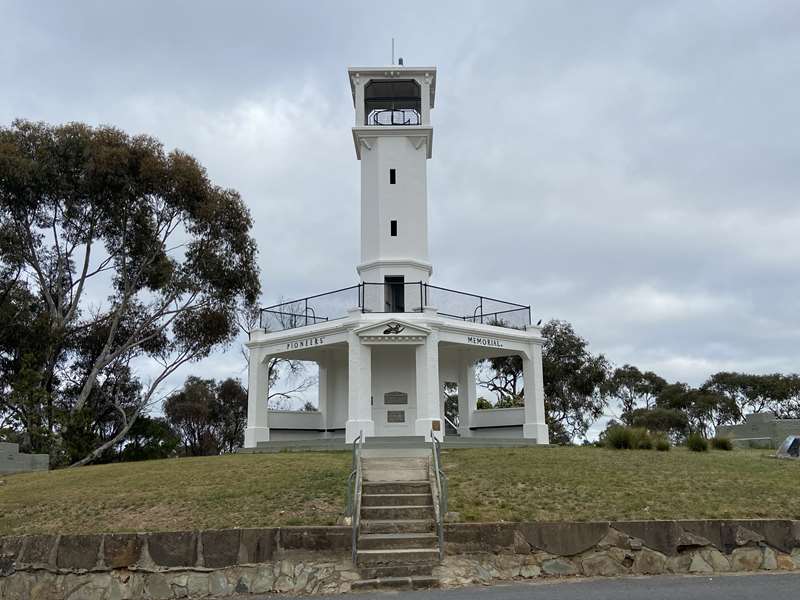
[[354, 319, 431, 344]]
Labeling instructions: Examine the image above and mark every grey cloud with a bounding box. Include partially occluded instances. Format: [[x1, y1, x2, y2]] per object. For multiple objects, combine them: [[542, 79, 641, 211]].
[[2, 0, 799, 396]]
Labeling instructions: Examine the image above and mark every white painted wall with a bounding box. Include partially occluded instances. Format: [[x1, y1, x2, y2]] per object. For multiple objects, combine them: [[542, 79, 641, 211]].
[[370, 345, 417, 436], [360, 135, 429, 266]]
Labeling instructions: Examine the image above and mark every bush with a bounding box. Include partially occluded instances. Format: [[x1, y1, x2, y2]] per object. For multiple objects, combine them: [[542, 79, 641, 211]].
[[687, 432, 709, 452], [605, 425, 634, 449], [654, 435, 671, 451], [631, 427, 653, 450], [605, 426, 653, 450], [710, 436, 733, 451]]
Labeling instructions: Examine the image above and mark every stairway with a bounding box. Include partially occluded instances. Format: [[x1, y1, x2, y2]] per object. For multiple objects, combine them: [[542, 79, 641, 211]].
[[352, 456, 441, 591]]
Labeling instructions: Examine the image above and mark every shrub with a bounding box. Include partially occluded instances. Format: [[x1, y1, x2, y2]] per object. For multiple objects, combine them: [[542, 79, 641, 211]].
[[687, 432, 709, 452], [630, 427, 653, 450], [605, 426, 653, 450], [654, 435, 671, 451], [605, 425, 634, 449], [710, 436, 733, 451]]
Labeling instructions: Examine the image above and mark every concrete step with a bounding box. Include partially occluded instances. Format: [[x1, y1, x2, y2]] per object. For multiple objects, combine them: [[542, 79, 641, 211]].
[[361, 505, 435, 521], [351, 576, 440, 591], [363, 457, 428, 468], [359, 532, 438, 550], [364, 436, 427, 445], [363, 480, 431, 495], [360, 519, 434, 534], [358, 563, 434, 579], [363, 468, 429, 482], [357, 548, 440, 566], [361, 493, 432, 507]]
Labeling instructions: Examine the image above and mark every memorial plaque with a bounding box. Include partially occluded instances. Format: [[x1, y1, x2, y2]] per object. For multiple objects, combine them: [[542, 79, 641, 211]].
[[384, 391, 408, 405], [387, 410, 406, 423]]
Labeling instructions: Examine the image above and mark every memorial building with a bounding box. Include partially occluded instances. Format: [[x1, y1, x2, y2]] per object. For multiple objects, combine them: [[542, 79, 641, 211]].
[[244, 64, 549, 447]]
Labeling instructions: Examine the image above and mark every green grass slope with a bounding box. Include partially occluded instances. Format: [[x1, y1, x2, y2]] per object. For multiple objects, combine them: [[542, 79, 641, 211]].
[[0, 447, 797, 535]]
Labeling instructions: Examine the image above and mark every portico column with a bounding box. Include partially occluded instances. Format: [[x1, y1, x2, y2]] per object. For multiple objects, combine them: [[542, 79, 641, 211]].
[[318, 351, 330, 438], [415, 331, 442, 440], [244, 348, 270, 448], [346, 332, 374, 442], [522, 343, 550, 444], [456, 353, 475, 437]]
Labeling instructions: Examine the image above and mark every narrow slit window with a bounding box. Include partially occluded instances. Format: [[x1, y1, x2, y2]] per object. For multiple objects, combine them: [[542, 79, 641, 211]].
[[390, 220, 397, 236], [389, 168, 396, 184]]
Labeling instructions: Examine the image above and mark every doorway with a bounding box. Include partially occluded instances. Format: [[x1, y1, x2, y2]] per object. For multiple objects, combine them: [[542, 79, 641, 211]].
[[384, 276, 405, 312]]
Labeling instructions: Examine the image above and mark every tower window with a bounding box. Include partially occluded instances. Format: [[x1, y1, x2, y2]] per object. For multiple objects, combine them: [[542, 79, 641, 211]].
[[390, 220, 397, 236], [389, 169, 396, 184]]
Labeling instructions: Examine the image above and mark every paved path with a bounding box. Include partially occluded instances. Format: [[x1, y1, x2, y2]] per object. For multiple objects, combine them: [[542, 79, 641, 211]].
[[241, 573, 800, 600]]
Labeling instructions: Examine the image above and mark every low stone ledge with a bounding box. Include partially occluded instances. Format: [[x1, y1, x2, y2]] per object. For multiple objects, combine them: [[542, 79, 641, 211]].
[[444, 520, 800, 557], [104, 533, 145, 569], [443, 522, 517, 553], [240, 528, 277, 563], [147, 531, 198, 568], [278, 526, 350, 553], [201, 529, 241, 568], [1, 520, 799, 598], [18, 534, 58, 568], [519, 521, 610, 556], [56, 534, 102, 570]]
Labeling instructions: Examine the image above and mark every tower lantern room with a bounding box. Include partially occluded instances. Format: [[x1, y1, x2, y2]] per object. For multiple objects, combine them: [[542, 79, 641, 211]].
[[349, 66, 436, 313]]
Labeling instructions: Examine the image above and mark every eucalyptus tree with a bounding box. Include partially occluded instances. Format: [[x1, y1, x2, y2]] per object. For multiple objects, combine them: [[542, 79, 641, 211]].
[[0, 119, 259, 465]]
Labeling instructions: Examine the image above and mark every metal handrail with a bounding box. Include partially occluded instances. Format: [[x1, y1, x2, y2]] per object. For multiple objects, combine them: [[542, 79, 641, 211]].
[[345, 431, 364, 564], [260, 281, 532, 332], [431, 431, 448, 560], [443, 414, 459, 432]]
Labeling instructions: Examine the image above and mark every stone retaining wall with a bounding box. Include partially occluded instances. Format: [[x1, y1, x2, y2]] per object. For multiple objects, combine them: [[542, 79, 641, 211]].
[[437, 520, 800, 586], [1, 520, 799, 598]]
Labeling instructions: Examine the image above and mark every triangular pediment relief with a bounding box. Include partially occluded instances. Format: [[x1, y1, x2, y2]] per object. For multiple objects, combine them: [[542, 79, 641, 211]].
[[354, 319, 431, 343]]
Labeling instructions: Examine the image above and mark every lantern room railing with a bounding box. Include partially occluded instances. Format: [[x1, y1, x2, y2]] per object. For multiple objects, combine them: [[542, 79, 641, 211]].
[[367, 108, 421, 126], [259, 282, 532, 333]]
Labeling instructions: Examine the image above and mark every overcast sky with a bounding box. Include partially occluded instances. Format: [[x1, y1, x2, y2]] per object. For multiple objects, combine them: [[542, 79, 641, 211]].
[[2, 1, 799, 426]]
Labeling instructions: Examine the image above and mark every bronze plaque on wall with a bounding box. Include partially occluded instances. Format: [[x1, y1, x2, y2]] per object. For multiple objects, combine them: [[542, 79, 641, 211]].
[[384, 391, 408, 405], [387, 410, 406, 423]]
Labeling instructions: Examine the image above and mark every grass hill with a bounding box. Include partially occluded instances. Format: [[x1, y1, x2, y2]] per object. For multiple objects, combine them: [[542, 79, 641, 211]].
[[1, 447, 798, 535]]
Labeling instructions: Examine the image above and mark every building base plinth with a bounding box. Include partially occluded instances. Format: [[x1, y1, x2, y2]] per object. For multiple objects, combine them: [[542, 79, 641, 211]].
[[523, 422, 550, 444], [244, 427, 270, 448], [346, 420, 375, 443]]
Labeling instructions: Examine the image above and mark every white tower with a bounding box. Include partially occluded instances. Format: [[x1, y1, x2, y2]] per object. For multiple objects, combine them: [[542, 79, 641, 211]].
[[348, 66, 436, 312]]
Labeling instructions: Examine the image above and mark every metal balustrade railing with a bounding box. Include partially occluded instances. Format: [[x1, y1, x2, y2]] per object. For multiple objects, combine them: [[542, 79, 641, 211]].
[[345, 431, 364, 564], [259, 282, 532, 333], [431, 431, 448, 561]]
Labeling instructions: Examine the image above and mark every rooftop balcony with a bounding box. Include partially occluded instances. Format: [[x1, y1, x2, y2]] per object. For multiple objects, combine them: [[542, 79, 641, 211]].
[[259, 282, 532, 333]]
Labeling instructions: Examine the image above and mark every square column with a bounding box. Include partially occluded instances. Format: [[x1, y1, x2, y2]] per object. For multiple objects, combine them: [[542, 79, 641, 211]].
[[415, 331, 442, 440], [456, 353, 476, 437], [346, 332, 374, 442], [522, 344, 550, 444], [318, 351, 330, 438], [244, 349, 270, 448]]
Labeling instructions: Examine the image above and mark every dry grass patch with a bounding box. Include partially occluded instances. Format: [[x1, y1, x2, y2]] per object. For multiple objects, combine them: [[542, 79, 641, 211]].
[[443, 446, 800, 522], [1, 446, 798, 535], [0, 452, 350, 535]]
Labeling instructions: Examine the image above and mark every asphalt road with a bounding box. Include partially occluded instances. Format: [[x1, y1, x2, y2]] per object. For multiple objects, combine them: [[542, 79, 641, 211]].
[[249, 573, 800, 600]]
